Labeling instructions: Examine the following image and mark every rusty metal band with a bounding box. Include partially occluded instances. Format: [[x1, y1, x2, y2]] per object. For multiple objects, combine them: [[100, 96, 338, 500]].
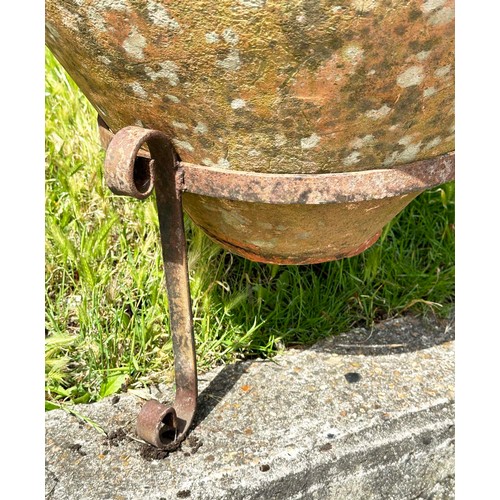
[[104, 126, 197, 450], [179, 154, 454, 204], [99, 117, 455, 205]]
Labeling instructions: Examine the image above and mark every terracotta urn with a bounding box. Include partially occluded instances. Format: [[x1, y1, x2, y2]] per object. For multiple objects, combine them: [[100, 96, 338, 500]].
[[46, 0, 454, 263]]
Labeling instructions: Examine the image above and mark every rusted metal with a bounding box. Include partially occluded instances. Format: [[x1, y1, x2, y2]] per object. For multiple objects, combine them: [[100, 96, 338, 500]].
[[100, 118, 454, 265], [104, 126, 197, 450], [102, 119, 455, 447], [181, 154, 454, 204], [99, 117, 455, 205], [136, 400, 179, 449], [180, 153, 453, 264], [103, 126, 155, 200]]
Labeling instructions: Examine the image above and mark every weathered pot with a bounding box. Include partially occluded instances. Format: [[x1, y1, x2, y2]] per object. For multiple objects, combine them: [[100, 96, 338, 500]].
[[46, 0, 454, 264], [45, 0, 455, 451]]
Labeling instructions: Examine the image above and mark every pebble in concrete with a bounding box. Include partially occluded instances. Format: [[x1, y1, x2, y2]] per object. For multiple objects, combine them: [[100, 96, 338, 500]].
[[45, 314, 455, 500]]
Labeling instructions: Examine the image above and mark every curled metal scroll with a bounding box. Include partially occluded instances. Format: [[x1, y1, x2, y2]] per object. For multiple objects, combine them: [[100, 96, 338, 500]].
[[104, 126, 197, 450]]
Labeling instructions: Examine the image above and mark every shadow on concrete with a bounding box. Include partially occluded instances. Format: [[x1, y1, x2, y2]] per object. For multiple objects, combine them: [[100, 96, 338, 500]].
[[310, 313, 455, 356], [194, 361, 250, 426], [193, 313, 454, 426]]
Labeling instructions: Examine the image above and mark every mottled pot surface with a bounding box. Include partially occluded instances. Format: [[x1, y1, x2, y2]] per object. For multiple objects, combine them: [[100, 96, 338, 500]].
[[183, 191, 419, 264], [46, 0, 454, 174]]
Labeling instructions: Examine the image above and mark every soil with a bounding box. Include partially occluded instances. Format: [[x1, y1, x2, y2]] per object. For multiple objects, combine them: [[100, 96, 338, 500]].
[[140, 444, 170, 461], [139, 434, 204, 461], [105, 428, 128, 447], [185, 435, 203, 454]]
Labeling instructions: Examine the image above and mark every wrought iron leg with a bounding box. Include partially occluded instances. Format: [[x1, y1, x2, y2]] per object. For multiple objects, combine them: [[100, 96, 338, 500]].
[[104, 126, 197, 450]]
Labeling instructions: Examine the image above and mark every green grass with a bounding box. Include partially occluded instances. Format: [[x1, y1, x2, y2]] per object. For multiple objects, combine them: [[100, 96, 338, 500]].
[[45, 48, 455, 405]]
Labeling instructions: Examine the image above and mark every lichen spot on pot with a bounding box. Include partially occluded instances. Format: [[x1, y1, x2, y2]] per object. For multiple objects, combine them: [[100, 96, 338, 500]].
[[397, 66, 425, 88], [145, 0, 180, 31], [301, 134, 321, 150], [122, 26, 147, 60], [350, 0, 378, 13]]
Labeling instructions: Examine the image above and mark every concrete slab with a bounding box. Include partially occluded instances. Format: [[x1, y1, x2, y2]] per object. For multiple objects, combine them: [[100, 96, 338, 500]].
[[45, 313, 455, 500]]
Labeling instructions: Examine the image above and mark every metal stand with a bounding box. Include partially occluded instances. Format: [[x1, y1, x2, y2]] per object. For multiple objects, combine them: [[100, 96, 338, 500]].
[[102, 121, 454, 451], [104, 126, 197, 450]]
